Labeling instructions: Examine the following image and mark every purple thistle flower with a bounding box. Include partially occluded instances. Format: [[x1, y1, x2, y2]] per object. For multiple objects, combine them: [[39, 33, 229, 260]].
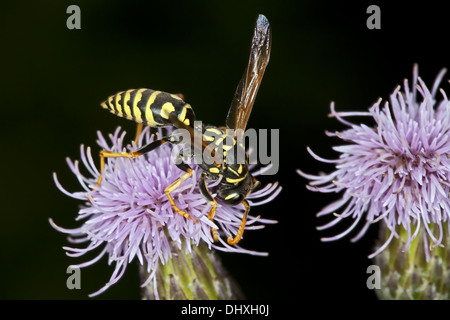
[[51, 126, 280, 297], [298, 65, 450, 261]]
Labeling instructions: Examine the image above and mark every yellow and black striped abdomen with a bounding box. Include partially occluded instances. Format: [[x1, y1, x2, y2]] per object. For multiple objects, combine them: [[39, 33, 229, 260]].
[[101, 89, 196, 128]]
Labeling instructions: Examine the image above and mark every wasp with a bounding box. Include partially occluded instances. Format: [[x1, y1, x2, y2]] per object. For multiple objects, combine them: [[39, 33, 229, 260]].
[[97, 14, 271, 245]]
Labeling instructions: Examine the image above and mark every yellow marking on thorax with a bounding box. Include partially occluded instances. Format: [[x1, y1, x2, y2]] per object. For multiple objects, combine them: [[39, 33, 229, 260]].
[[223, 144, 233, 151], [145, 90, 161, 126], [205, 128, 223, 136], [226, 176, 246, 184], [209, 167, 220, 174], [237, 165, 243, 174], [123, 90, 133, 120], [161, 102, 175, 119], [214, 137, 224, 146], [184, 119, 190, 126], [222, 133, 236, 149], [132, 89, 146, 123], [203, 134, 215, 142], [228, 167, 239, 176]]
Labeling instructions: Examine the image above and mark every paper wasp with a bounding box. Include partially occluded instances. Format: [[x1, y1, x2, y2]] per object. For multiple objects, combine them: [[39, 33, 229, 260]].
[[98, 14, 271, 245]]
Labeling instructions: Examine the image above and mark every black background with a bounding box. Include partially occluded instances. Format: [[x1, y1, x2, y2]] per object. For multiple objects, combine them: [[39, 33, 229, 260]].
[[1, 0, 449, 302]]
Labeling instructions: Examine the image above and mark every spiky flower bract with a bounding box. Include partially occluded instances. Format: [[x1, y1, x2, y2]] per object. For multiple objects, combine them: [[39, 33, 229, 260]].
[[374, 222, 450, 299], [298, 65, 450, 261], [51, 126, 280, 298]]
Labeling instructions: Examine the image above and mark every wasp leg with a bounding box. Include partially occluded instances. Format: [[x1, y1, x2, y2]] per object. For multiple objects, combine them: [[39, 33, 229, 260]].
[[164, 156, 198, 222], [95, 149, 138, 187], [95, 137, 171, 187], [227, 200, 250, 245], [251, 177, 261, 192], [134, 123, 143, 146], [198, 172, 219, 241]]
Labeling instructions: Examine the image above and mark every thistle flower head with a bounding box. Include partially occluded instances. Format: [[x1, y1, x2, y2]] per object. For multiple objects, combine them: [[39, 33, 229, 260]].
[[51, 126, 280, 297], [298, 65, 450, 260]]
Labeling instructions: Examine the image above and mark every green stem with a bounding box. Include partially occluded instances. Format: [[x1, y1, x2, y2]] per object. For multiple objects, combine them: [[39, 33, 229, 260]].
[[374, 222, 450, 299], [140, 241, 245, 300]]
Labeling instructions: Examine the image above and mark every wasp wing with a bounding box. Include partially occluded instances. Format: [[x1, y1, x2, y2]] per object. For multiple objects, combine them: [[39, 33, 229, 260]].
[[225, 14, 272, 141]]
